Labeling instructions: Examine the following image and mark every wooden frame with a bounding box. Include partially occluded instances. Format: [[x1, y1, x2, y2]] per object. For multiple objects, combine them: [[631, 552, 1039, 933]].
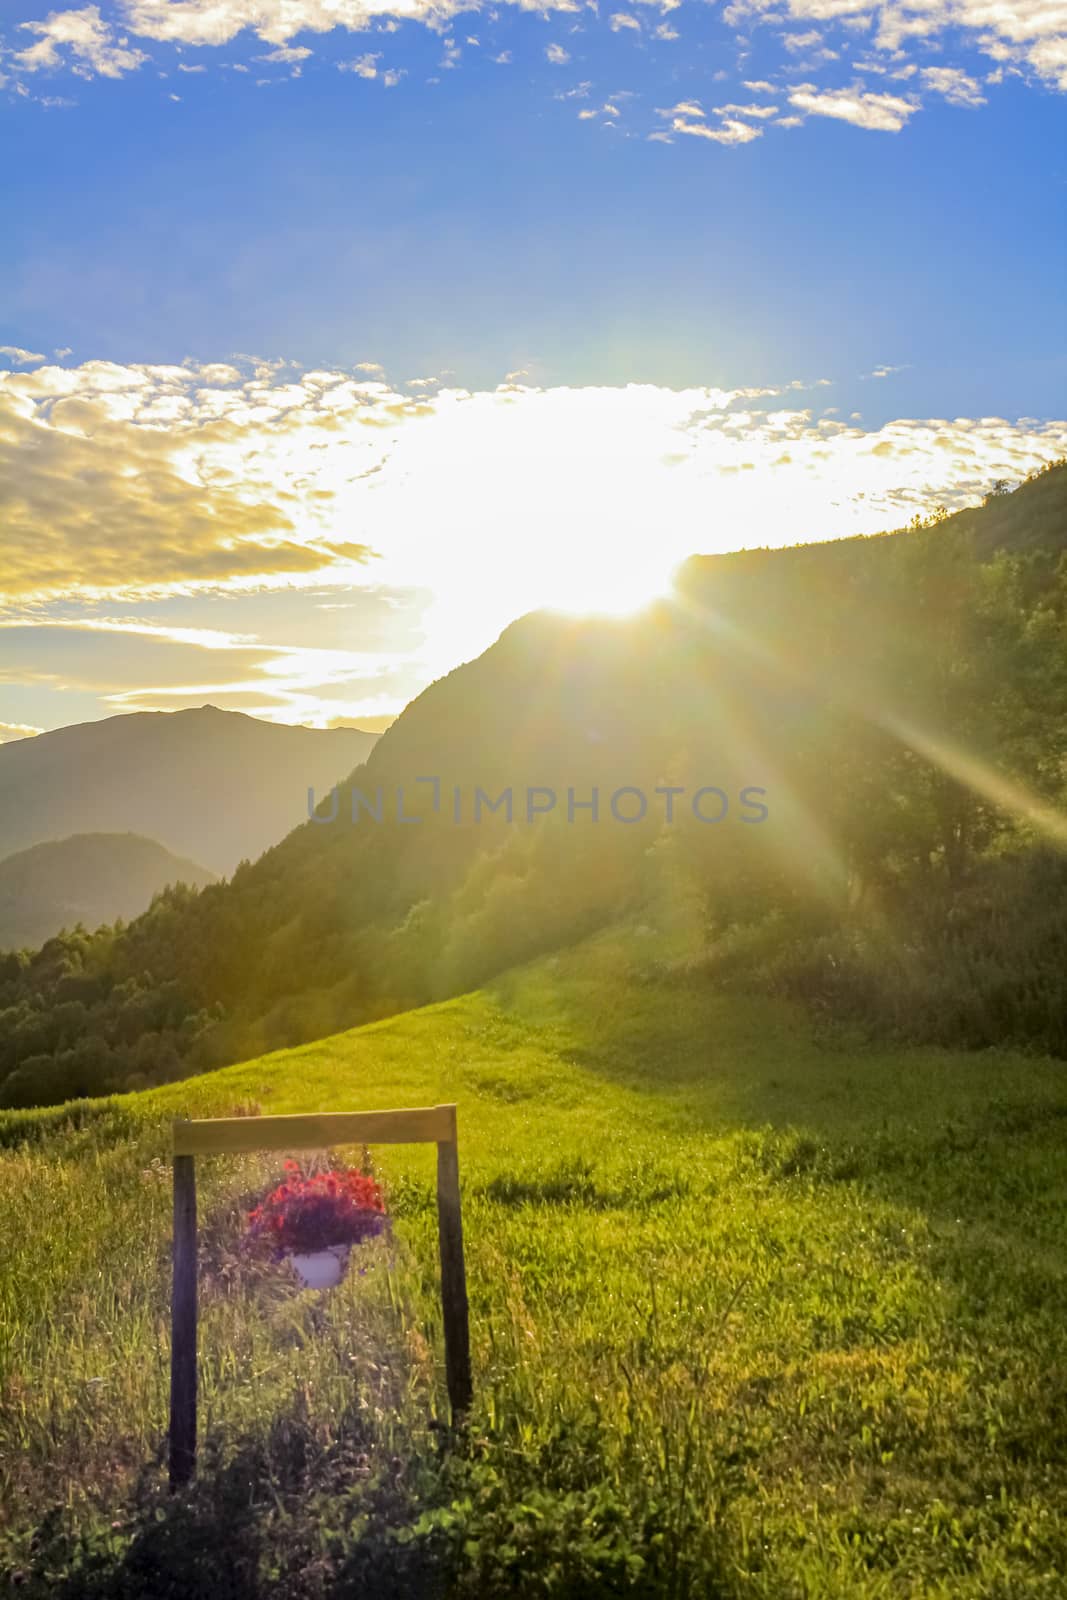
[[169, 1103, 471, 1488]]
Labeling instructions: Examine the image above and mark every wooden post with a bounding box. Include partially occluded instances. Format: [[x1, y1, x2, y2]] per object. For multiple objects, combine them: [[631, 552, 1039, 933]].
[[169, 1150, 198, 1488], [436, 1110, 472, 1421]]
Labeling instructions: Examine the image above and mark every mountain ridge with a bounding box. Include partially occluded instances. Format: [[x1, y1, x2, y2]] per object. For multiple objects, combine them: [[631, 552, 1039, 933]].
[[0, 706, 379, 875]]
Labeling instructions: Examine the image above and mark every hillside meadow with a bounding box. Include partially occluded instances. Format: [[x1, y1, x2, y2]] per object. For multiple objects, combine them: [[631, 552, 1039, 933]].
[[1, 925, 1065, 1597]]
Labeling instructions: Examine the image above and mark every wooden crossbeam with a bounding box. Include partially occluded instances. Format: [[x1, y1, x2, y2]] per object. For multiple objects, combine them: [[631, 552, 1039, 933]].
[[172, 1103, 456, 1156]]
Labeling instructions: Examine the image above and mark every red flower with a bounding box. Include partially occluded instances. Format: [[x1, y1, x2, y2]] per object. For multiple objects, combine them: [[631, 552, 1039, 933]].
[[245, 1161, 388, 1254]]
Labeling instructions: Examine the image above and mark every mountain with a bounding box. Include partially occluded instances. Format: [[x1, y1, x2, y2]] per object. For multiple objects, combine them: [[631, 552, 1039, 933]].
[[0, 833, 216, 951], [1, 463, 1064, 1108], [0, 707, 379, 875]]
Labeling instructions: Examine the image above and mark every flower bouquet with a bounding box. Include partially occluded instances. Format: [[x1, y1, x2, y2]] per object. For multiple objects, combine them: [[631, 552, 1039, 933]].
[[247, 1159, 388, 1288]]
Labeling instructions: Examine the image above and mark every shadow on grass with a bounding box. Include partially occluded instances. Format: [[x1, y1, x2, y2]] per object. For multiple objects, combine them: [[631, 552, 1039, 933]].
[[480, 1155, 690, 1210], [20, 1409, 729, 1600]]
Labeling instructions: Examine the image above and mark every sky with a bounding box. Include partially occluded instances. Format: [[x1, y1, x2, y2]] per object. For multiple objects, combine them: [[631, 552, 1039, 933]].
[[1, 0, 1065, 740]]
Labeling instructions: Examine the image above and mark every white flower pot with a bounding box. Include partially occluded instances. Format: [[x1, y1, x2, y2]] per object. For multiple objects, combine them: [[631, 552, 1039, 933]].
[[288, 1245, 349, 1289]]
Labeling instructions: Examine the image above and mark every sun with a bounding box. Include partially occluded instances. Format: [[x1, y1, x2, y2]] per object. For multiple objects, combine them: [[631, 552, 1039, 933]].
[[532, 536, 678, 620]]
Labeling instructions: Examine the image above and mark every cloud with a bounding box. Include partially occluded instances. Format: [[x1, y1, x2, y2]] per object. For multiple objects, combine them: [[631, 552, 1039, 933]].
[[3, 357, 1065, 655], [14, 5, 147, 78], [0, 359, 384, 601], [782, 29, 822, 51], [5, 0, 1065, 126], [545, 42, 570, 63], [256, 44, 312, 62], [673, 115, 764, 143], [0, 346, 46, 365], [1027, 34, 1067, 89], [0, 619, 276, 691], [713, 100, 780, 117], [657, 99, 705, 117], [788, 83, 917, 131], [0, 722, 42, 744], [725, 0, 1067, 95], [0, 614, 425, 728], [338, 52, 379, 76], [921, 65, 986, 106]]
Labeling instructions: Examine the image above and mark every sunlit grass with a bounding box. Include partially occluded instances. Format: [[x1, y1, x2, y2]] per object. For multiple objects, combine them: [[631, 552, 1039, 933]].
[[1, 925, 1065, 1595]]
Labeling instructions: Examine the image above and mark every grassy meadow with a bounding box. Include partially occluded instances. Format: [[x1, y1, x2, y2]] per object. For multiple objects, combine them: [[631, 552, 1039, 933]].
[[1, 924, 1065, 1597]]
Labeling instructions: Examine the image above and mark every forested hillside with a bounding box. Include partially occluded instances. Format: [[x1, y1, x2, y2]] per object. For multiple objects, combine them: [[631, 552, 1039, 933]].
[[2, 463, 1064, 1108], [0, 833, 215, 951]]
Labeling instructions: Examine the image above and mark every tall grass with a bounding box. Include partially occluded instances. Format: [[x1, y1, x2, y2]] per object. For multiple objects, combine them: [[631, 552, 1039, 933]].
[[1, 930, 1065, 1596]]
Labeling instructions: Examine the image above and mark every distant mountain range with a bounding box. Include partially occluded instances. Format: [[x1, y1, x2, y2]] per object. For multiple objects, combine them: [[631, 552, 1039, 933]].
[[0, 833, 215, 951], [0, 707, 378, 875]]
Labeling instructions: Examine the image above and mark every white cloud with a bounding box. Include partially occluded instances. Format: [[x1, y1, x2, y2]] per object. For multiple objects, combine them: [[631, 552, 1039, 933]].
[[921, 65, 986, 106], [5, 0, 1064, 119], [256, 44, 312, 62], [727, 0, 1067, 94], [713, 100, 780, 117], [782, 29, 822, 50], [3, 358, 1065, 677], [788, 83, 917, 131], [545, 42, 571, 62], [1027, 34, 1067, 89], [0, 346, 47, 365], [673, 115, 764, 143], [0, 722, 43, 744], [339, 52, 380, 76], [14, 4, 147, 78]]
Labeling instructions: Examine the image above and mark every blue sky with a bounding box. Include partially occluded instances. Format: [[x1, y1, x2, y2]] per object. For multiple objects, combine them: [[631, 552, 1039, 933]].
[[1, 0, 1065, 739]]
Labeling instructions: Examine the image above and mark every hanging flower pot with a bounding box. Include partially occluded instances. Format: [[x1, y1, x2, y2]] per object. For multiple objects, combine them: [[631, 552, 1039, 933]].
[[246, 1160, 387, 1289], [288, 1244, 350, 1290]]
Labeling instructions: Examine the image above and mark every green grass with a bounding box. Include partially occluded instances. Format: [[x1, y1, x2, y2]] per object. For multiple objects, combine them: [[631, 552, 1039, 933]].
[[1, 925, 1065, 1597]]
